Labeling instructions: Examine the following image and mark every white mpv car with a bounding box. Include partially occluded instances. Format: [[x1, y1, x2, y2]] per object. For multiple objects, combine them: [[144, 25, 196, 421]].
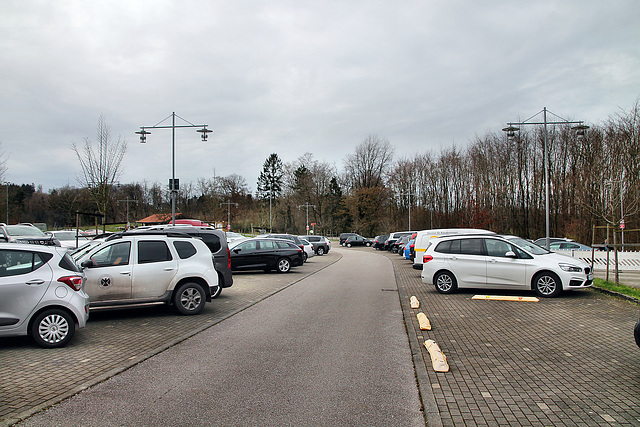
[[421, 234, 593, 297]]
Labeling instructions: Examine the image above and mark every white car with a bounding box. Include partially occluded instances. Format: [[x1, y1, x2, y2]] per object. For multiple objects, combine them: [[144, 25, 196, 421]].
[[299, 238, 315, 262], [77, 231, 219, 315], [47, 230, 92, 250], [421, 234, 593, 297]]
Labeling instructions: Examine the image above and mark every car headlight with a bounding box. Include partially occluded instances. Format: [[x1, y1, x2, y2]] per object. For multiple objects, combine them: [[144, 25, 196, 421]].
[[559, 263, 582, 272]]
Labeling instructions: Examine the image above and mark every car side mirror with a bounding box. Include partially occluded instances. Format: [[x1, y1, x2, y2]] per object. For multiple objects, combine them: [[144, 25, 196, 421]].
[[233, 248, 241, 253], [505, 251, 517, 258], [81, 259, 97, 268], [0, 233, 6, 242]]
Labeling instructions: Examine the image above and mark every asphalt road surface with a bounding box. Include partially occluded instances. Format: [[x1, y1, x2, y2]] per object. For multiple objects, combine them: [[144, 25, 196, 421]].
[[19, 248, 425, 426]]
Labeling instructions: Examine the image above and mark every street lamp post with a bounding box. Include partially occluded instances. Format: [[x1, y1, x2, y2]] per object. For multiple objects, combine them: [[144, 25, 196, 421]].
[[503, 107, 588, 250], [118, 198, 139, 230], [297, 203, 316, 235], [220, 200, 238, 231], [136, 112, 212, 226], [605, 179, 625, 250], [398, 192, 415, 231]]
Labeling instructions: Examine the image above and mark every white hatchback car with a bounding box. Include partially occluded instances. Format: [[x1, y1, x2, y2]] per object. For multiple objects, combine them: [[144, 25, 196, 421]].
[[78, 232, 218, 315], [421, 234, 593, 297]]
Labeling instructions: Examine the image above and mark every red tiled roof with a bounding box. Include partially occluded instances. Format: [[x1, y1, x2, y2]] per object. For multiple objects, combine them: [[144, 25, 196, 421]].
[[136, 213, 182, 224]]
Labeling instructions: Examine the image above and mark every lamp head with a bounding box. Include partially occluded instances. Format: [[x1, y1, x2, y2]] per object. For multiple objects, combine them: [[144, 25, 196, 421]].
[[135, 129, 151, 143], [197, 127, 213, 142]]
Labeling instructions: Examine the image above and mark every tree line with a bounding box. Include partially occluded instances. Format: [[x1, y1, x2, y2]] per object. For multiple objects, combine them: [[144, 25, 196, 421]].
[[3, 99, 639, 246]]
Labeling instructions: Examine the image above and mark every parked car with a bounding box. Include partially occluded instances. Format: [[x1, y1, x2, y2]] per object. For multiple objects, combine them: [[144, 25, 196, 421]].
[[229, 237, 304, 273], [384, 231, 414, 251], [259, 234, 305, 250], [300, 235, 330, 255], [149, 225, 233, 299], [393, 235, 411, 254], [299, 237, 315, 262], [339, 233, 358, 246], [421, 234, 593, 298], [226, 231, 245, 243], [412, 228, 495, 270], [0, 243, 89, 348], [344, 235, 373, 247], [635, 315, 640, 348], [404, 238, 415, 260], [46, 230, 92, 250], [373, 234, 389, 250], [0, 223, 61, 247], [549, 241, 593, 251], [77, 231, 219, 315], [533, 237, 573, 248]]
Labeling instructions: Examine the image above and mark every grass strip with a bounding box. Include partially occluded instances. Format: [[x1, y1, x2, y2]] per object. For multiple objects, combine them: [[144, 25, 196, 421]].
[[593, 278, 640, 300]]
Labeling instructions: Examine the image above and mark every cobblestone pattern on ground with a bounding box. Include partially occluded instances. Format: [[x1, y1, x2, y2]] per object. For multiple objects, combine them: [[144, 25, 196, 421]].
[[0, 252, 341, 426], [383, 249, 640, 426]]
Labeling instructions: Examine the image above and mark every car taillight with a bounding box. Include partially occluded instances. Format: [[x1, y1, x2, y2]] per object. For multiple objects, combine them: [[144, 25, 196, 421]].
[[227, 247, 231, 270], [423, 255, 433, 263], [58, 275, 84, 291]]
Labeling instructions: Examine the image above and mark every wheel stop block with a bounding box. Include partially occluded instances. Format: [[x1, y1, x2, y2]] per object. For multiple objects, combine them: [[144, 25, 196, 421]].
[[410, 295, 420, 309], [417, 312, 431, 330], [424, 339, 449, 372]]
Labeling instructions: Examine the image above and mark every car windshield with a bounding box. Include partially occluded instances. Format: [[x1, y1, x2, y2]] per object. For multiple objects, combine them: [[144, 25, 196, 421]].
[[506, 236, 549, 255], [5, 225, 45, 237]]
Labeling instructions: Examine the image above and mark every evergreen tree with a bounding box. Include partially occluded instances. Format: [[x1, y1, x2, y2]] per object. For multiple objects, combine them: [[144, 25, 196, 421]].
[[257, 153, 284, 201]]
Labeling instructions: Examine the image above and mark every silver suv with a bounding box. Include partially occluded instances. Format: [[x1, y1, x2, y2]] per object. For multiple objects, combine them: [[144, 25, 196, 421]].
[[0, 243, 89, 348], [0, 223, 61, 246], [78, 231, 218, 315]]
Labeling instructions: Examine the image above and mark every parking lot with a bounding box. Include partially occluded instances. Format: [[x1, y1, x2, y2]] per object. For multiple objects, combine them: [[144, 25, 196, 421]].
[[382, 247, 640, 426], [2, 245, 640, 426]]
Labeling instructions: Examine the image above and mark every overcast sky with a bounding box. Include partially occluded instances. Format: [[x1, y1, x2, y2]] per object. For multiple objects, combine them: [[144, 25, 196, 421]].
[[1, 0, 638, 194]]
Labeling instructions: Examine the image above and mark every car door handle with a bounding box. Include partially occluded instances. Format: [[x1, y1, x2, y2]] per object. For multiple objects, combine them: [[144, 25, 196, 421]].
[[164, 267, 174, 271], [489, 259, 497, 263], [120, 271, 131, 276], [450, 256, 458, 261], [26, 279, 45, 285]]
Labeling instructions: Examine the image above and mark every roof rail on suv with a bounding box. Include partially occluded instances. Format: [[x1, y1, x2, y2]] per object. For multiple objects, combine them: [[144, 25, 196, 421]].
[[106, 230, 195, 241]]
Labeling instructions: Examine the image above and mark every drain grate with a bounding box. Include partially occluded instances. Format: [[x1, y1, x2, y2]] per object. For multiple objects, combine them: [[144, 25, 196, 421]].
[[381, 288, 398, 292]]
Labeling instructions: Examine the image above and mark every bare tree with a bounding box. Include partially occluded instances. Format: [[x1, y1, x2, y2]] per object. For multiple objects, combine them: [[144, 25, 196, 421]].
[[72, 115, 127, 222], [344, 135, 394, 189]]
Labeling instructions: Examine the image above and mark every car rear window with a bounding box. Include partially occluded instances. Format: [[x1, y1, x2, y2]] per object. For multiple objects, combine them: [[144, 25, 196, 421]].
[[193, 233, 222, 254], [435, 238, 485, 255], [173, 241, 197, 259]]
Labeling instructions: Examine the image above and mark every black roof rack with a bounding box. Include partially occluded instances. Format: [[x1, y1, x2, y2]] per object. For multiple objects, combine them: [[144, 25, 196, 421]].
[[106, 230, 194, 241]]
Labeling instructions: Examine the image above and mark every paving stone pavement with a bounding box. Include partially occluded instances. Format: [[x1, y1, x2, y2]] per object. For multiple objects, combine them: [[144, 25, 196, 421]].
[[382, 248, 640, 426], [0, 252, 342, 426]]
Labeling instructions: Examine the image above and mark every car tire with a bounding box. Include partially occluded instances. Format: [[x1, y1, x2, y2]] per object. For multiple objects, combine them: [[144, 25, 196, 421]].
[[303, 252, 308, 262], [174, 282, 206, 315], [533, 272, 562, 298], [346, 243, 352, 247], [365, 242, 371, 247], [277, 258, 291, 273], [434, 271, 458, 294], [316, 247, 325, 256], [31, 308, 75, 348], [634, 318, 640, 348]]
